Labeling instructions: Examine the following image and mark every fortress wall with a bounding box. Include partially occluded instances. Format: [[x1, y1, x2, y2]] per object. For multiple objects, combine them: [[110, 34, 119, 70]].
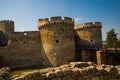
[[0, 31, 48, 68], [38, 16, 75, 66], [74, 22, 102, 47], [0, 19, 103, 69], [13, 62, 120, 80], [9, 31, 40, 43], [74, 22, 102, 63]]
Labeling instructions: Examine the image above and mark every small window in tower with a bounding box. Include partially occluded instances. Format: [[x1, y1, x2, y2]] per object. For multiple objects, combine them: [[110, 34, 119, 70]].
[[91, 40, 93, 42], [55, 40, 59, 43]]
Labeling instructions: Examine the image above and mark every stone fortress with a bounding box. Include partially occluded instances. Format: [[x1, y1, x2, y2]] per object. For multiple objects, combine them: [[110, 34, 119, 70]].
[[0, 16, 102, 69]]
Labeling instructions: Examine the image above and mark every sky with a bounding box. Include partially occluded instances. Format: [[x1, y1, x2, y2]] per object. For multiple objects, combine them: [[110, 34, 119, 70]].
[[0, 0, 120, 41]]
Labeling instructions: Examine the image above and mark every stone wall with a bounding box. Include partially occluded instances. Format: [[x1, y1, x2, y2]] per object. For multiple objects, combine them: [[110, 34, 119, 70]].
[[74, 22, 102, 48], [0, 31, 49, 69], [74, 22, 102, 64], [0, 67, 10, 80], [0, 18, 103, 69], [12, 62, 120, 80]]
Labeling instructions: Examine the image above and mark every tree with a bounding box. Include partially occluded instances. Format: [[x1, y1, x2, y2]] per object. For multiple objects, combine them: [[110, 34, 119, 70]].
[[106, 28, 118, 45]]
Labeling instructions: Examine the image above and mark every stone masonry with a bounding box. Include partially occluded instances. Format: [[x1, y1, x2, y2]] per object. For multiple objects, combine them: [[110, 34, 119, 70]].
[[6, 62, 120, 80], [0, 16, 102, 69], [38, 17, 75, 66]]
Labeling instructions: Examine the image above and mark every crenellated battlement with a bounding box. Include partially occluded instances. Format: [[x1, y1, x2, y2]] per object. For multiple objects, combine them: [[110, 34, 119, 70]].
[[74, 22, 102, 30], [0, 20, 14, 25], [0, 20, 15, 34], [38, 16, 74, 29]]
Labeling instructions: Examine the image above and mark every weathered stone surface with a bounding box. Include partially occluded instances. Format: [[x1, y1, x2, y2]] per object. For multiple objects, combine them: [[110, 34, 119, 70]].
[[46, 71, 56, 79], [40, 67, 54, 74], [108, 66, 118, 74], [0, 67, 10, 80], [3, 62, 120, 80], [40, 74, 46, 80], [85, 66, 98, 74], [70, 62, 89, 68], [39, 17, 75, 66], [53, 77, 62, 80], [0, 77, 4, 80], [72, 68, 80, 76], [24, 71, 41, 80], [91, 76, 100, 80], [62, 68, 73, 76], [0, 18, 102, 69], [79, 69, 88, 75], [61, 75, 73, 80], [60, 64, 70, 68], [55, 70, 63, 77], [13, 76, 24, 80], [74, 22, 102, 47]]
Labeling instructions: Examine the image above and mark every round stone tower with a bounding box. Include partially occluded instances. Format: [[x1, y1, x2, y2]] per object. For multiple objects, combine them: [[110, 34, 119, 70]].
[[74, 22, 102, 48], [38, 16, 75, 66]]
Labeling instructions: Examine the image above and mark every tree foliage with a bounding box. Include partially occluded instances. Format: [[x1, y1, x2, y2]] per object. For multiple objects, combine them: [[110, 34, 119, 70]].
[[106, 28, 118, 45]]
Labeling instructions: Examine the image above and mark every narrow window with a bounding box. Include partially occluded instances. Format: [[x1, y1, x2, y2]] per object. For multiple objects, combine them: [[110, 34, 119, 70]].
[[55, 40, 59, 43], [91, 40, 93, 42]]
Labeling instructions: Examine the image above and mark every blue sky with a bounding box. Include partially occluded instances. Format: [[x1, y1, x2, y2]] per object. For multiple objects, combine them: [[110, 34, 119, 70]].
[[0, 0, 120, 40]]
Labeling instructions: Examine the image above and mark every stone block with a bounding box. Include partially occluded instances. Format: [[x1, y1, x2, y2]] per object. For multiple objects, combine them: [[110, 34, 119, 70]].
[[46, 71, 56, 79], [91, 76, 100, 80], [70, 62, 89, 68], [62, 68, 73, 76], [55, 70, 63, 77]]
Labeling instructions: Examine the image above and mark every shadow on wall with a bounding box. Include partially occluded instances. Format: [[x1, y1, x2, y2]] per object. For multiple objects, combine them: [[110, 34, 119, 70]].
[[74, 31, 97, 63], [0, 54, 2, 68], [39, 34, 53, 68], [0, 31, 8, 46]]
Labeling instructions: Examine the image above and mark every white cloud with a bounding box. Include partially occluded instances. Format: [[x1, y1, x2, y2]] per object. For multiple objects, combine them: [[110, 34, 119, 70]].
[[74, 17, 82, 22]]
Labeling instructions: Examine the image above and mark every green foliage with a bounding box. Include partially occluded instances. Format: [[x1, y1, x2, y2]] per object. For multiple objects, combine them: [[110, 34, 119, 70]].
[[106, 28, 118, 45]]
